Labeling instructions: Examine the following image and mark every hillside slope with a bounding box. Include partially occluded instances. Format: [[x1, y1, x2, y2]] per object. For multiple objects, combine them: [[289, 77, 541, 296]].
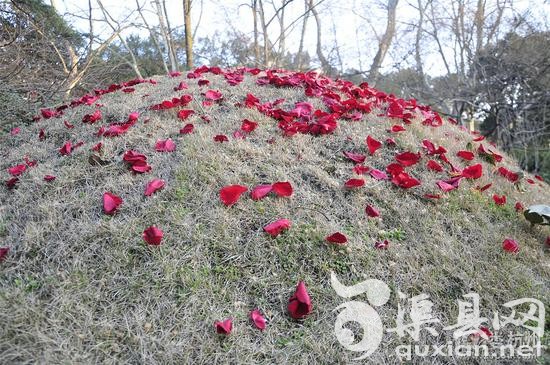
[[0, 67, 549, 364]]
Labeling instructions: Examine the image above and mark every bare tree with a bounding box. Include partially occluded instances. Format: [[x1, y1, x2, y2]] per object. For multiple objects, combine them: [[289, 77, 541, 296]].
[[295, 0, 309, 69], [136, 0, 169, 74], [183, 0, 193, 68], [252, 0, 260, 63], [154, 0, 177, 72], [97, 0, 143, 79], [308, 0, 331, 73], [369, 0, 399, 84]]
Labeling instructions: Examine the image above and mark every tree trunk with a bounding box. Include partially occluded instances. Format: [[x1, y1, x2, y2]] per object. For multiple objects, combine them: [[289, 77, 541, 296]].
[[183, 0, 193, 69], [296, 0, 309, 70], [369, 0, 398, 84], [308, 0, 330, 74], [252, 0, 260, 63], [162, 0, 179, 70], [136, 0, 169, 74], [154, 0, 177, 72], [278, 4, 286, 58], [97, 0, 143, 79], [415, 0, 425, 85], [258, 0, 269, 67]]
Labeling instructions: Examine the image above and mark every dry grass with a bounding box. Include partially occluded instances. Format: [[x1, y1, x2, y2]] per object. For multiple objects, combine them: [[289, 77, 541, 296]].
[[0, 70, 549, 364]]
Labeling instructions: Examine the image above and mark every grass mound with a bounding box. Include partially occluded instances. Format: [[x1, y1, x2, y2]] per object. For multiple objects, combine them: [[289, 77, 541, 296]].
[[1, 67, 548, 363]]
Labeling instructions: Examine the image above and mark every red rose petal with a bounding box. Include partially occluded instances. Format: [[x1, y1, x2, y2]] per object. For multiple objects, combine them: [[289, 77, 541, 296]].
[[145, 179, 165, 196], [251, 184, 273, 200], [8, 164, 26, 177], [345, 178, 365, 188], [214, 134, 229, 143], [427, 160, 444, 172], [263, 219, 291, 237], [214, 318, 232, 334], [370, 169, 388, 180], [492, 194, 506, 206], [502, 238, 519, 253], [326, 232, 347, 245], [353, 165, 370, 175], [241, 119, 258, 132], [395, 151, 421, 166], [365, 204, 380, 218], [457, 150, 475, 161], [374, 240, 389, 249], [272, 181, 293, 197], [462, 164, 483, 179], [250, 309, 266, 330], [103, 192, 123, 215], [205, 89, 223, 101], [366, 135, 382, 155], [0, 247, 9, 262], [155, 138, 176, 152], [220, 185, 248, 206], [143, 226, 163, 245], [288, 281, 312, 319], [343, 151, 366, 164], [177, 109, 195, 120]]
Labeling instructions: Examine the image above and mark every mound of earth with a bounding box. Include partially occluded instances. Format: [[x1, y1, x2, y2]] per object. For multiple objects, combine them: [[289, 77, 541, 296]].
[[0, 66, 548, 363]]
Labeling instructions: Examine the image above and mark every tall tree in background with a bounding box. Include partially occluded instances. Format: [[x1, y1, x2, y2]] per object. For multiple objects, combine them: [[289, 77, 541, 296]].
[[369, 0, 398, 84], [183, 0, 193, 68], [136, 0, 169, 74], [154, 0, 178, 72]]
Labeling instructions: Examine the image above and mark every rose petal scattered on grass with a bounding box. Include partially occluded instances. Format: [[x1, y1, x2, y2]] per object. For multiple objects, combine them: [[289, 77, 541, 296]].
[[250, 310, 266, 330], [370, 169, 388, 180], [220, 185, 248, 206], [145, 179, 165, 196], [143, 226, 163, 245], [263, 219, 291, 237], [502, 238, 519, 253], [462, 164, 483, 179], [177, 109, 195, 120], [395, 151, 421, 166], [366, 204, 380, 218], [214, 134, 229, 143], [205, 89, 223, 101], [272, 181, 293, 197], [288, 281, 312, 319], [353, 165, 370, 175], [343, 151, 366, 164], [155, 138, 176, 152], [326, 232, 347, 245], [374, 240, 389, 249], [8, 164, 26, 177], [457, 150, 475, 160], [214, 318, 232, 334], [492, 194, 506, 206], [180, 123, 194, 134], [103, 192, 123, 215], [59, 141, 72, 156], [345, 178, 365, 188], [251, 184, 273, 200], [391, 172, 421, 189], [241, 119, 258, 132], [366, 135, 382, 155], [0, 247, 9, 262], [427, 160, 444, 172]]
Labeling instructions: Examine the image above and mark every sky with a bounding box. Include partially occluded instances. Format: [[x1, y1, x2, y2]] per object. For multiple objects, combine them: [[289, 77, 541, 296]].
[[54, 0, 550, 76]]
